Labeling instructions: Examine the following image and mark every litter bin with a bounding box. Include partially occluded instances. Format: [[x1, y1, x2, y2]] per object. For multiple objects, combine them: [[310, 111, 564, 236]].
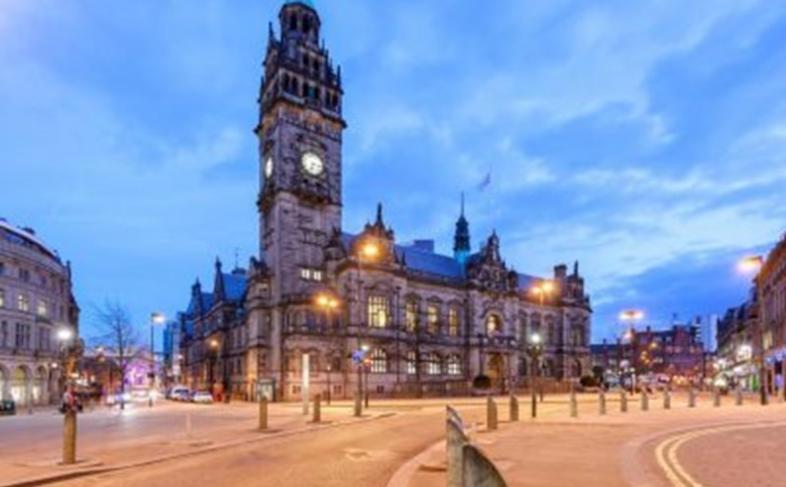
[[0, 400, 16, 416]]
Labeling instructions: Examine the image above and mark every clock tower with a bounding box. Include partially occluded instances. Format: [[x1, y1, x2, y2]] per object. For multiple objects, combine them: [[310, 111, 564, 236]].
[[256, 0, 345, 300]]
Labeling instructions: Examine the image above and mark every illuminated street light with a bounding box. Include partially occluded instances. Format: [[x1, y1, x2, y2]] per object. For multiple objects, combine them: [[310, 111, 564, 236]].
[[360, 241, 380, 260], [738, 255, 764, 274], [57, 327, 74, 342], [530, 280, 555, 306]]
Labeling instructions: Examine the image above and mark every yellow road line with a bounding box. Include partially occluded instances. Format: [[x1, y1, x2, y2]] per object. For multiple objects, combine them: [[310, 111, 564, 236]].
[[655, 421, 786, 487]]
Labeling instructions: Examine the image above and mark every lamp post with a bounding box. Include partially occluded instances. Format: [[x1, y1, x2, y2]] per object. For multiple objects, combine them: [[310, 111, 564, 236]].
[[315, 293, 340, 404], [149, 312, 166, 407], [619, 310, 644, 393], [530, 280, 553, 398], [57, 326, 81, 465], [739, 255, 766, 405], [354, 239, 379, 408], [208, 338, 219, 399], [527, 332, 543, 418]]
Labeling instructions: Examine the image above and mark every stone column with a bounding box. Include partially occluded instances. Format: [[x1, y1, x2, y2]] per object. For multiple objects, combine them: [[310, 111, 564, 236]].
[[620, 391, 628, 413], [713, 387, 721, 407], [258, 396, 268, 431], [736, 386, 743, 406], [598, 390, 606, 416], [509, 395, 519, 422], [641, 390, 649, 411], [486, 396, 498, 431], [62, 410, 77, 465], [688, 387, 696, 408], [663, 388, 671, 410], [312, 393, 321, 423], [569, 386, 578, 418]]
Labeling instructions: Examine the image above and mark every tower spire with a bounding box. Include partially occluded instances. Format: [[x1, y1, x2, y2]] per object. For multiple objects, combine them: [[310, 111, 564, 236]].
[[454, 193, 470, 266]]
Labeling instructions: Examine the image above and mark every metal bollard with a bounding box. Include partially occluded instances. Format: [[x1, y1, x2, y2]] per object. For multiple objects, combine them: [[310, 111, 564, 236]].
[[713, 388, 721, 408], [258, 396, 268, 431], [620, 391, 628, 413], [736, 386, 743, 406], [312, 394, 321, 423], [641, 390, 649, 411], [663, 389, 671, 410], [509, 395, 519, 422], [570, 387, 578, 418], [353, 392, 362, 417], [62, 410, 77, 465], [688, 388, 696, 408], [486, 396, 498, 431], [598, 390, 606, 416]]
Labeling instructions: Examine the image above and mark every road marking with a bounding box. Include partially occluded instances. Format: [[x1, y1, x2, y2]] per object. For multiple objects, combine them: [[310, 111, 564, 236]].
[[655, 421, 786, 487]]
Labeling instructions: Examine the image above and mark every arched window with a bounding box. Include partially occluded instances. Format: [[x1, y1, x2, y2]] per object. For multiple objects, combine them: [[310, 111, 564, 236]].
[[367, 295, 389, 328], [448, 306, 460, 336], [405, 301, 418, 333], [370, 349, 387, 373], [446, 354, 461, 376], [486, 314, 502, 336], [426, 304, 440, 335], [405, 351, 416, 375]]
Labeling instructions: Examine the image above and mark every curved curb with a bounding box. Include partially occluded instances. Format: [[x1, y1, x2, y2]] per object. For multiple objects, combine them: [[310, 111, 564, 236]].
[[0, 411, 398, 487], [386, 439, 445, 487]]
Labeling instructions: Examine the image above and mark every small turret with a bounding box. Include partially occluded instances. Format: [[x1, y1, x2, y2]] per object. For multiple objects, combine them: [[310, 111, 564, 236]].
[[453, 193, 470, 266]]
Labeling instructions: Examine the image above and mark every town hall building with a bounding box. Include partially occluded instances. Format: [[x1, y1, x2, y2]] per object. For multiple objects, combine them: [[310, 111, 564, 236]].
[[179, 0, 592, 401]]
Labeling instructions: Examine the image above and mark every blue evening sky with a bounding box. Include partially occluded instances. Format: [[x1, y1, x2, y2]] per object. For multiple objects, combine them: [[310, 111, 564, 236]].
[[2, 1, 785, 345]]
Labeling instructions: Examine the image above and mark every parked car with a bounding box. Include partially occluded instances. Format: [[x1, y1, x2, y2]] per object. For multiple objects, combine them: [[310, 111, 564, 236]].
[[191, 391, 214, 404], [169, 386, 190, 401]]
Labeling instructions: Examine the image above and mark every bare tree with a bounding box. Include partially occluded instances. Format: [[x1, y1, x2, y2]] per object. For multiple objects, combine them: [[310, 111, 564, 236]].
[[92, 301, 142, 410]]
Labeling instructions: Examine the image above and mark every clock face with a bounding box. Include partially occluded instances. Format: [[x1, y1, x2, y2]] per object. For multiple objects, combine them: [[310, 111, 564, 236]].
[[264, 157, 273, 178], [301, 152, 324, 176]]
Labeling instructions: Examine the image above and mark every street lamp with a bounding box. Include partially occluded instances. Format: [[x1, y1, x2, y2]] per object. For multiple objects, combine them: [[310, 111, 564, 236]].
[[527, 332, 543, 418], [208, 338, 219, 399], [314, 293, 340, 404], [619, 309, 644, 393], [738, 255, 766, 405], [148, 312, 166, 407]]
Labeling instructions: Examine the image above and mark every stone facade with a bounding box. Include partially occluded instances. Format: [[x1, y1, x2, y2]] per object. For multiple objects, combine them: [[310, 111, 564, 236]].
[[0, 219, 79, 406], [179, 1, 592, 401], [756, 232, 786, 393]]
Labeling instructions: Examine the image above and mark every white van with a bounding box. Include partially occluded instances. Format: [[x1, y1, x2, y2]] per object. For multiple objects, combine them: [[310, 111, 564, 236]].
[[168, 385, 190, 401]]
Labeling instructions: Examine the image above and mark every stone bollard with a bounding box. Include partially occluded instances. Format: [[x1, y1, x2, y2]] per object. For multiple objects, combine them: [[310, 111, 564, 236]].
[[620, 391, 628, 413], [62, 410, 77, 465], [185, 411, 193, 438], [713, 388, 721, 408], [462, 443, 508, 487], [486, 396, 498, 431], [509, 395, 519, 422], [570, 387, 578, 418], [641, 390, 649, 412], [258, 396, 268, 431], [446, 411, 469, 487], [663, 389, 671, 410], [312, 394, 322, 423], [736, 386, 743, 406], [598, 390, 606, 416], [353, 392, 362, 417], [688, 388, 696, 408]]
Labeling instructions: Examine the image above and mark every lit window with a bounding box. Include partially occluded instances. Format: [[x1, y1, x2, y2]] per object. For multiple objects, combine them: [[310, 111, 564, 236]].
[[300, 268, 311, 280], [427, 304, 440, 334], [447, 355, 461, 376], [426, 353, 441, 375], [406, 351, 416, 374], [18, 294, 29, 312], [0, 288, 5, 308], [37, 300, 47, 317], [312, 270, 323, 282], [370, 349, 387, 373], [448, 307, 460, 336], [367, 295, 389, 328], [486, 314, 502, 335], [405, 301, 418, 332]]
